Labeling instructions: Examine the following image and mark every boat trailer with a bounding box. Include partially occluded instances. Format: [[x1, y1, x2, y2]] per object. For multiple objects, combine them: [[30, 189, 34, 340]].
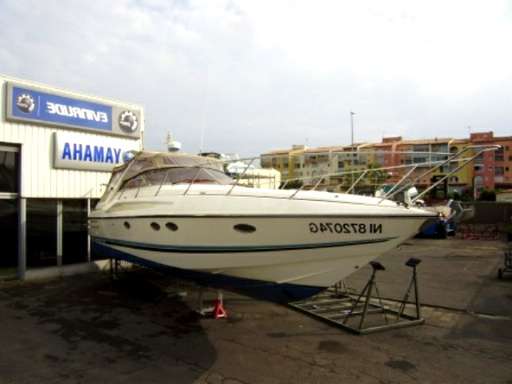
[[289, 258, 424, 335]]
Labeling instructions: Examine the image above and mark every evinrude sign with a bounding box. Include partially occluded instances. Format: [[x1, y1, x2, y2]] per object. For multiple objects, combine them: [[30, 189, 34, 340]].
[[6, 82, 141, 139], [53, 132, 136, 171]]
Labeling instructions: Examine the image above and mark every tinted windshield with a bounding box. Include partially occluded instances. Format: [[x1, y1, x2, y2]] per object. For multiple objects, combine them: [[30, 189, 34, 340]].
[[99, 169, 123, 203], [120, 167, 233, 190]]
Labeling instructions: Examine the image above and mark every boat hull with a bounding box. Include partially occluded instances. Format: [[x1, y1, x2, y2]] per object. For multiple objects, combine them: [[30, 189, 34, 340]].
[[92, 240, 325, 302], [90, 215, 428, 301]]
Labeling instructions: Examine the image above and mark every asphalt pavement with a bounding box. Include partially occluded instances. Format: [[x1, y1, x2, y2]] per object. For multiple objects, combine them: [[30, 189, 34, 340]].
[[0, 238, 511, 384]]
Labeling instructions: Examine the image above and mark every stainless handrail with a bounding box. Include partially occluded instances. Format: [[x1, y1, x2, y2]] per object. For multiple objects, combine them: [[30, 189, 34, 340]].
[[346, 170, 368, 194], [281, 155, 482, 201], [226, 158, 256, 195], [288, 185, 305, 199], [154, 168, 170, 196], [311, 176, 325, 191], [114, 159, 137, 202], [183, 167, 202, 195], [279, 160, 442, 188], [411, 146, 500, 204], [379, 165, 418, 203], [382, 145, 500, 204], [288, 174, 326, 199]]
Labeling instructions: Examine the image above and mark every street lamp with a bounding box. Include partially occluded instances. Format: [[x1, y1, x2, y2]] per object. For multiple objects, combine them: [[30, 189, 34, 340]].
[[350, 111, 355, 151], [350, 111, 356, 189]]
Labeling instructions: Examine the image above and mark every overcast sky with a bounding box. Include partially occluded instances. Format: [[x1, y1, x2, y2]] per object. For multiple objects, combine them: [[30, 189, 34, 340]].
[[1, 0, 511, 156]]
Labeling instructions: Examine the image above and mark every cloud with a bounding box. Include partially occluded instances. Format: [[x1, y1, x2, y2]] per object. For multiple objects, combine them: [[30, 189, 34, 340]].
[[1, 0, 511, 156]]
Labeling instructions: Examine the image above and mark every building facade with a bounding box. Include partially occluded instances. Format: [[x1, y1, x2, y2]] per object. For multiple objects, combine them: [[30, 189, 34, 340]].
[[0, 75, 143, 280], [260, 131, 512, 197]]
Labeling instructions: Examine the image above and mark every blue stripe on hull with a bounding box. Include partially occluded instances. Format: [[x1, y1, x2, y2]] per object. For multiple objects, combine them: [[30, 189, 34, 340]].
[[93, 235, 396, 254], [92, 241, 325, 302]]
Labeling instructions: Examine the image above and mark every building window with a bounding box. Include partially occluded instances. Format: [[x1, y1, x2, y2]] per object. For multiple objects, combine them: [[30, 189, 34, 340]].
[[495, 148, 504, 162], [0, 149, 19, 193], [0, 200, 18, 272], [413, 145, 429, 152], [261, 160, 271, 168], [495, 167, 504, 176], [63, 199, 88, 265], [27, 199, 58, 268]]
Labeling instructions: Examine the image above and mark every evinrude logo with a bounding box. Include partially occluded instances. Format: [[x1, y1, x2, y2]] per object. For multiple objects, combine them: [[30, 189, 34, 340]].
[[119, 110, 138, 133], [46, 102, 109, 123], [16, 93, 35, 113]]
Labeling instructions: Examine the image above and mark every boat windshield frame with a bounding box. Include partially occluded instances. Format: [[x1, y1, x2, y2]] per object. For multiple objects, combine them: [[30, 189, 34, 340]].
[[118, 164, 234, 191], [97, 152, 233, 204]]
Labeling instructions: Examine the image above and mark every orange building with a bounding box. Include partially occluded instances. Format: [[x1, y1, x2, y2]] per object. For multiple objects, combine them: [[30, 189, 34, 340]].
[[469, 132, 512, 193]]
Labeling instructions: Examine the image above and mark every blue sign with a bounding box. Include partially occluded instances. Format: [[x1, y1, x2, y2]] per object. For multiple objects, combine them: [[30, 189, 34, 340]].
[[53, 132, 132, 171], [61, 142, 122, 164], [11, 86, 112, 131]]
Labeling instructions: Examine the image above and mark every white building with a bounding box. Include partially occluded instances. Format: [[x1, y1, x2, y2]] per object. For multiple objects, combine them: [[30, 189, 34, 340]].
[[0, 75, 143, 280]]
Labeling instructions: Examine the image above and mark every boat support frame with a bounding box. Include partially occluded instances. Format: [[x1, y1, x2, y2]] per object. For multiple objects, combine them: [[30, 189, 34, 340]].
[[288, 257, 424, 335]]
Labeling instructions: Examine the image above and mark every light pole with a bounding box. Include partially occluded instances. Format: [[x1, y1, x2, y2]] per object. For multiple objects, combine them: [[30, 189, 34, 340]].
[[350, 111, 356, 189]]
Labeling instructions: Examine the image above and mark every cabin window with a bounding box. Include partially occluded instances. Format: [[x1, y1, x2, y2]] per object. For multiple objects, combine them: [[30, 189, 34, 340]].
[[121, 173, 149, 190], [124, 159, 156, 180], [99, 169, 123, 203], [124, 221, 131, 229], [234, 224, 256, 233], [165, 222, 178, 231], [150, 222, 161, 231]]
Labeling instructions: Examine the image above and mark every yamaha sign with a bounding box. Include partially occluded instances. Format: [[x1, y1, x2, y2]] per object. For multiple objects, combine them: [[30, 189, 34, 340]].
[[6, 82, 141, 139], [53, 132, 137, 171]]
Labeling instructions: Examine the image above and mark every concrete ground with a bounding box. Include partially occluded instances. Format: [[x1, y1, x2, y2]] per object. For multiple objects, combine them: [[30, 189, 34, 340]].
[[0, 239, 511, 384]]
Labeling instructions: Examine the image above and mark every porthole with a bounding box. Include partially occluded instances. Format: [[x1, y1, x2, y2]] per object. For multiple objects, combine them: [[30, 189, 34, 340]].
[[165, 222, 178, 231], [123, 221, 130, 229], [150, 222, 161, 231], [234, 224, 256, 233]]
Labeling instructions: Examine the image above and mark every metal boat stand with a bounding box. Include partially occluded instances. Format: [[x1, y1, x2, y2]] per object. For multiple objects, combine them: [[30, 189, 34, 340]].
[[498, 247, 512, 279], [109, 258, 122, 280], [288, 258, 424, 335]]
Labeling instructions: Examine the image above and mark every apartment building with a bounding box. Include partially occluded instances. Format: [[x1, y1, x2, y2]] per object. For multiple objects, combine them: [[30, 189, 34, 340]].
[[260, 131, 512, 196], [469, 132, 512, 191]]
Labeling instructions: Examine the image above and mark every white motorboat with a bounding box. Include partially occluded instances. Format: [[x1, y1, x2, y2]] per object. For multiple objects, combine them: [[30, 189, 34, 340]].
[[89, 151, 436, 301]]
